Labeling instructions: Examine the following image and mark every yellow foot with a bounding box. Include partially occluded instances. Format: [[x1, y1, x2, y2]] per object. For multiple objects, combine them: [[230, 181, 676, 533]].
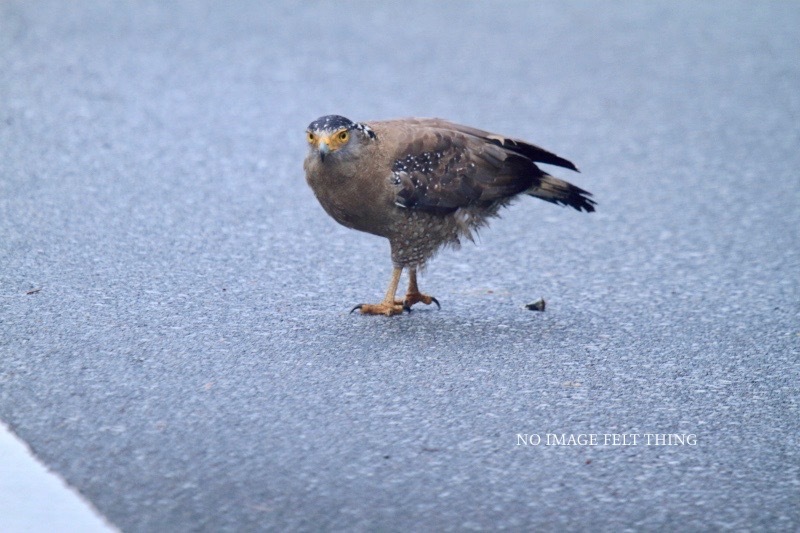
[[350, 302, 407, 316], [396, 292, 441, 311]]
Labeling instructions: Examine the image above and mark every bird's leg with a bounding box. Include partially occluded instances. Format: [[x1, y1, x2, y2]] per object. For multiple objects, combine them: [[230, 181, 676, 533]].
[[397, 268, 440, 310], [351, 267, 407, 316]]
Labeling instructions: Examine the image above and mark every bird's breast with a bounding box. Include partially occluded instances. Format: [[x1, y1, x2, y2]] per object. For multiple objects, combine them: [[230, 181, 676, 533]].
[[305, 162, 397, 238]]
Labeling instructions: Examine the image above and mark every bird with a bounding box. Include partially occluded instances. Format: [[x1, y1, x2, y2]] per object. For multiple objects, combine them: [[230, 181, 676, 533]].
[[303, 115, 595, 316]]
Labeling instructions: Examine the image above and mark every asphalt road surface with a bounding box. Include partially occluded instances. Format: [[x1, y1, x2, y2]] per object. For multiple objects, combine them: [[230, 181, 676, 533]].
[[2, 1, 799, 531]]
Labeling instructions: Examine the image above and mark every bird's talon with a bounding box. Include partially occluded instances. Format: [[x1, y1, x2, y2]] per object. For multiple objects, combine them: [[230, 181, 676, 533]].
[[402, 291, 440, 310], [350, 304, 364, 314]]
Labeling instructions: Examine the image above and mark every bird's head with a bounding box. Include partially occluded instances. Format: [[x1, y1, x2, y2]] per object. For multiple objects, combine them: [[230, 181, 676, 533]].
[[306, 115, 376, 163]]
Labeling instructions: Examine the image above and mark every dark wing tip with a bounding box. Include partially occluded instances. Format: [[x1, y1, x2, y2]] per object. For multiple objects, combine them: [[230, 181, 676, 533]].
[[550, 156, 580, 173], [491, 137, 580, 173]]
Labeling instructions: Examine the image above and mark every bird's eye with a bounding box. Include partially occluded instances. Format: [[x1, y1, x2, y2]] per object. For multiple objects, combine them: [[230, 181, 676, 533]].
[[307, 132, 316, 143], [338, 130, 349, 143]]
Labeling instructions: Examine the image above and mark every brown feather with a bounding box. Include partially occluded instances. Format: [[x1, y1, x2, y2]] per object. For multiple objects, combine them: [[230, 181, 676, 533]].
[[375, 119, 593, 216]]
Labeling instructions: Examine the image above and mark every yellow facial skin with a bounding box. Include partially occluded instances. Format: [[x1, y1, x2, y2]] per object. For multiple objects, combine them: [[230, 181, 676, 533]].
[[307, 128, 350, 154]]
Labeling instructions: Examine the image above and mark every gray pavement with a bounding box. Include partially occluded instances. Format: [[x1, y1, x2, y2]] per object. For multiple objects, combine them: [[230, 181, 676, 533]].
[[1, 1, 799, 531]]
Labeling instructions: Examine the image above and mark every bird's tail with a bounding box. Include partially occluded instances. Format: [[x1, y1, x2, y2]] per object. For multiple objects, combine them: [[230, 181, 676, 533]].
[[528, 174, 596, 213]]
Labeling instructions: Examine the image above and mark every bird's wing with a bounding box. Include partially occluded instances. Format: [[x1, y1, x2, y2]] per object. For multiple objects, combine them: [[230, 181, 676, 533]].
[[399, 118, 579, 172], [389, 122, 549, 215]]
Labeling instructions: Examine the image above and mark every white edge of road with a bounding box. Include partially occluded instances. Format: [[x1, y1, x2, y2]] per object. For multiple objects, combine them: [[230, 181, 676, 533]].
[[0, 420, 118, 533]]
